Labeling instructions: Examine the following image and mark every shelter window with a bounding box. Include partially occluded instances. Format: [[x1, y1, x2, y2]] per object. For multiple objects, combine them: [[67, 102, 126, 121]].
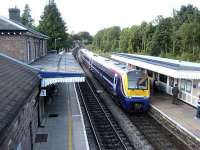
[[181, 80, 186, 91], [169, 77, 174, 87], [181, 80, 192, 93], [159, 74, 167, 83], [147, 70, 153, 78], [186, 80, 192, 93]]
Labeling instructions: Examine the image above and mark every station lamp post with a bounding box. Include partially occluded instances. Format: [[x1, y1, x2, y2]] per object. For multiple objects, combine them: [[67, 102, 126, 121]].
[[55, 37, 62, 53]]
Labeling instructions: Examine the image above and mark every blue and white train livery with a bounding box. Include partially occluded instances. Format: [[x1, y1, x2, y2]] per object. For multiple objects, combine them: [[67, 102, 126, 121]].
[[79, 49, 150, 112]]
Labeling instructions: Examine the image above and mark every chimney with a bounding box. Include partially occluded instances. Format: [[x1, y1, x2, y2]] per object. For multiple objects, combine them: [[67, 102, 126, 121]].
[[9, 7, 21, 22]]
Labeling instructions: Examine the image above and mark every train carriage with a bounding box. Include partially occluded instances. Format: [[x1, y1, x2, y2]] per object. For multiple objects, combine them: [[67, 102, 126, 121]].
[[79, 49, 150, 112]]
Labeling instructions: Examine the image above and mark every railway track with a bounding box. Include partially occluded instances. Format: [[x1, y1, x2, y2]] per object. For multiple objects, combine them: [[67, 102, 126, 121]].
[[76, 79, 134, 150], [127, 113, 188, 150], [75, 50, 189, 150]]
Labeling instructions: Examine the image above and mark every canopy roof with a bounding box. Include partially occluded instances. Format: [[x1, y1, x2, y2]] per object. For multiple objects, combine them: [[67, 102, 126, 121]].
[[111, 53, 200, 79], [31, 52, 85, 87]]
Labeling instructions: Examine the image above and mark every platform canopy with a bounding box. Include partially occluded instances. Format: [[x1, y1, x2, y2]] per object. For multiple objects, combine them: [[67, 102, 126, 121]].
[[111, 53, 200, 80], [31, 52, 85, 87]]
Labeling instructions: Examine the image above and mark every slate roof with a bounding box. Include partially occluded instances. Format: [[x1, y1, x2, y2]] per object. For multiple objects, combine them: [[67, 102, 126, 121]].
[[0, 16, 49, 39], [0, 53, 40, 144]]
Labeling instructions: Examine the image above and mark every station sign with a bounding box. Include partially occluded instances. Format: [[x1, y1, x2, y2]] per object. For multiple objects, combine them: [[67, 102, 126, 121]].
[[40, 89, 47, 97]]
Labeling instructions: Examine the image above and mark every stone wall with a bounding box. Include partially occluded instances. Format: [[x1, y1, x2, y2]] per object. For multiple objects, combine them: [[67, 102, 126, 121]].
[[0, 88, 39, 150]]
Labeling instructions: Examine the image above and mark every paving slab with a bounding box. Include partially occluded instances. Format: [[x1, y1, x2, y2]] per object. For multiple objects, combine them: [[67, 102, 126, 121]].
[[150, 93, 200, 149], [34, 83, 89, 150]]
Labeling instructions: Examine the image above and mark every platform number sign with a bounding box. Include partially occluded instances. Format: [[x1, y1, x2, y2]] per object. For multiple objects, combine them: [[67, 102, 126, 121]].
[[40, 89, 47, 97]]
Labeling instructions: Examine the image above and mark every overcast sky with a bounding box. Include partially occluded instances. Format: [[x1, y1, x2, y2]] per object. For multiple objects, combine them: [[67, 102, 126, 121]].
[[0, 0, 200, 35]]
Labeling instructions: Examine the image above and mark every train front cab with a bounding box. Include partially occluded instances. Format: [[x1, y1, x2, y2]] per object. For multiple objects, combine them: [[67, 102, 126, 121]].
[[121, 71, 150, 112]]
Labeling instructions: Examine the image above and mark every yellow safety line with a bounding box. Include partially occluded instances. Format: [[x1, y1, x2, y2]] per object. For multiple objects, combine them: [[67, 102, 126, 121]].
[[68, 113, 73, 150], [67, 84, 73, 150]]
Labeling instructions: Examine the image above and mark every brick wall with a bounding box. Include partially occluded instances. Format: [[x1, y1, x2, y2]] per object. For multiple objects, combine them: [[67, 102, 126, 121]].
[[0, 34, 48, 64], [0, 88, 40, 150], [24, 36, 48, 64], [0, 35, 26, 62]]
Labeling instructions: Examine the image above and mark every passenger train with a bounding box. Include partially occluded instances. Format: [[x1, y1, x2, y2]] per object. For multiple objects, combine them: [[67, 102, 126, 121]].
[[78, 49, 150, 112]]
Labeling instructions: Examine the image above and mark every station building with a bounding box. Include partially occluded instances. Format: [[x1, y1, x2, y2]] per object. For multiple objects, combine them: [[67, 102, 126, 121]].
[[111, 53, 200, 107], [0, 7, 49, 64], [0, 50, 85, 150], [0, 53, 40, 150]]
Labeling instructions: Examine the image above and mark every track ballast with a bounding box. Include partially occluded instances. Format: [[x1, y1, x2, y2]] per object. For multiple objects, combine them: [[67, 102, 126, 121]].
[[76, 79, 134, 150]]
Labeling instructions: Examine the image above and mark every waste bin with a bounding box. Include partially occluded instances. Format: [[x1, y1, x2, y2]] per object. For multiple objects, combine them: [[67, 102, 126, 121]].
[[196, 96, 200, 118]]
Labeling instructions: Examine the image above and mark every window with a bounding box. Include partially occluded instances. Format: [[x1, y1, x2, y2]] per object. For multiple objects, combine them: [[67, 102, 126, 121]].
[[147, 70, 153, 78], [127, 71, 147, 90], [169, 77, 174, 87], [159, 74, 167, 83], [27, 41, 31, 63], [181, 80, 185, 91], [186, 80, 192, 93], [181, 79, 192, 93]]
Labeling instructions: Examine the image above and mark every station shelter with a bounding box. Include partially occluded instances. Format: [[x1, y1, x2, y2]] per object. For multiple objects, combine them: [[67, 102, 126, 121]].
[[31, 51, 85, 124], [111, 53, 200, 108]]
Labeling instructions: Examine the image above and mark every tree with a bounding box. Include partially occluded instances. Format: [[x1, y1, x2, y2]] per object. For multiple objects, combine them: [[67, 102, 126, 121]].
[[92, 4, 200, 62], [21, 4, 34, 28], [151, 17, 173, 56], [38, 2, 69, 50], [77, 32, 93, 44], [93, 26, 121, 52], [177, 23, 200, 58], [119, 27, 131, 52]]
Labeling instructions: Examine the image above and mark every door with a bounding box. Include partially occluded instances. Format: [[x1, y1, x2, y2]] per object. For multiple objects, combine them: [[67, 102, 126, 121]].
[[29, 122, 33, 150], [27, 41, 31, 63]]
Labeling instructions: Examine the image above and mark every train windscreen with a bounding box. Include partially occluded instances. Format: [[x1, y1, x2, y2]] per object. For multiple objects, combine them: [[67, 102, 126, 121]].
[[127, 71, 147, 90]]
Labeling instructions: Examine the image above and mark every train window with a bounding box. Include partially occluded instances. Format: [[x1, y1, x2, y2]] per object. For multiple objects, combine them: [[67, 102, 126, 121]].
[[127, 71, 147, 90], [159, 74, 167, 83]]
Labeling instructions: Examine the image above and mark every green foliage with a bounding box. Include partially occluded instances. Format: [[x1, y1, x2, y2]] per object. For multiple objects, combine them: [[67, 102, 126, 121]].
[[93, 26, 121, 52], [38, 2, 69, 50], [21, 4, 34, 28], [92, 4, 200, 62], [151, 17, 173, 55], [76, 32, 93, 45]]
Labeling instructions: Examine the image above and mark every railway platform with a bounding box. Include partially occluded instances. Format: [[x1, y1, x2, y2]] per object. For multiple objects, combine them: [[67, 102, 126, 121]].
[[34, 83, 89, 150], [150, 93, 200, 149]]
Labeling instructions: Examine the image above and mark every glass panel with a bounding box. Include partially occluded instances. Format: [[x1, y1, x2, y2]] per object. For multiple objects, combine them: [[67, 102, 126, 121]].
[[186, 80, 192, 93], [159, 74, 167, 83], [147, 70, 153, 77], [128, 71, 147, 90], [169, 77, 174, 87], [181, 80, 185, 91]]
